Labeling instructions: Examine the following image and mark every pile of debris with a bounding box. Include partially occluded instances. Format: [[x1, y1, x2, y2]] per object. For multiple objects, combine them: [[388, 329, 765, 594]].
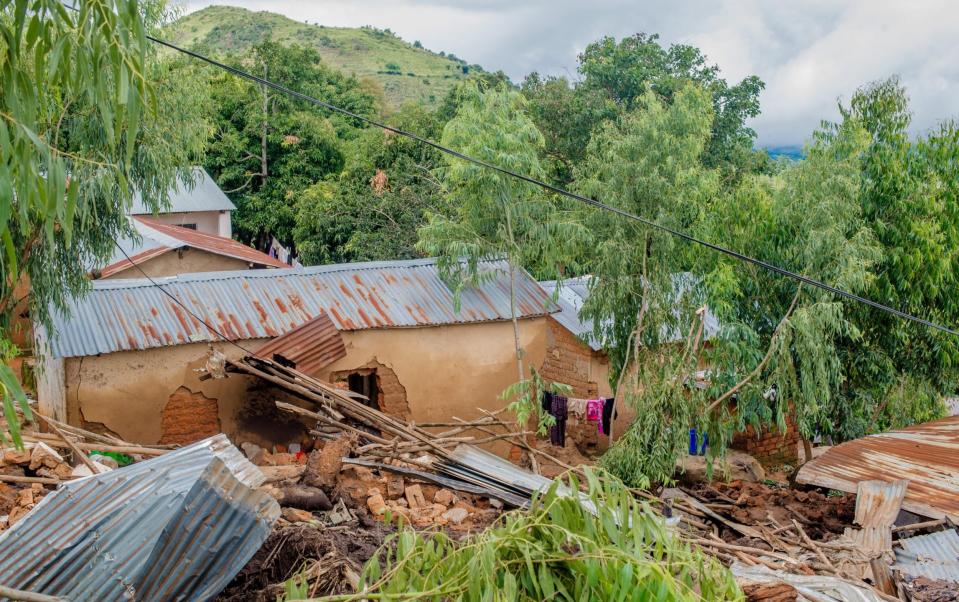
[[661, 478, 959, 601], [0, 414, 174, 531]]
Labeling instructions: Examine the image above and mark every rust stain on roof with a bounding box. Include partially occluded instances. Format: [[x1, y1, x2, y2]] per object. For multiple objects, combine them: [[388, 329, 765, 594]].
[[255, 312, 346, 375], [53, 258, 559, 358], [796, 415, 959, 519]]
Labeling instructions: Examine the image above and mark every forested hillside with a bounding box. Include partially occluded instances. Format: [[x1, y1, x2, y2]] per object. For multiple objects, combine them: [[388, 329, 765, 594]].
[[168, 5, 482, 109]]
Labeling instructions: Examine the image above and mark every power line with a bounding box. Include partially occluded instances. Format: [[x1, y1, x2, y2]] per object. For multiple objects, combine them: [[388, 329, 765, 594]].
[[112, 18, 959, 338]]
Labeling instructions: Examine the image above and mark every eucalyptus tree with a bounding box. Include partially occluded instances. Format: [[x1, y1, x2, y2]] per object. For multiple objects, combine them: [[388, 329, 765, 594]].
[[0, 0, 208, 444], [574, 83, 881, 487], [417, 84, 586, 427]]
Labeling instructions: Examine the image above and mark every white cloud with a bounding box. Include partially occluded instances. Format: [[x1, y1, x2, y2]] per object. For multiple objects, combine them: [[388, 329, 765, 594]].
[[181, 0, 959, 146]]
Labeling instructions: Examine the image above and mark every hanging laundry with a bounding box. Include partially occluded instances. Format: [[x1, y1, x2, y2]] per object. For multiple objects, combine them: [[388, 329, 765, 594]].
[[600, 397, 617, 436], [585, 399, 602, 423], [567, 397, 588, 418], [541, 390, 553, 415], [549, 395, 568, 447]]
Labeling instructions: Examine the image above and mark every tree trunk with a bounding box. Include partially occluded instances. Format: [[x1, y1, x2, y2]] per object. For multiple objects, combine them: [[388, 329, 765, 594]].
[[259, 66, 269, 185], [508, 260, 524, 381]]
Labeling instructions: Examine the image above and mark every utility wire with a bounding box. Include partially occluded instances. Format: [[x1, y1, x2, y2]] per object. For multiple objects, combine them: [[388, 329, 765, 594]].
[[106, 19, 959, 338]]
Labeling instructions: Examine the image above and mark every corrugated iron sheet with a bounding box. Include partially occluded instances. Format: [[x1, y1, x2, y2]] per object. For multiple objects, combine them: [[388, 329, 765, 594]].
[[894, 528, 959, 583], [51, 258, 557, 358], [539, 273, 722, 351], [254, 311, 347, 374], [134, 217, 288, 268], [841, 479, 909, 555], [796, 415, 959, 519], [131, 167, 236, 214], [0, 434, 279, 601]]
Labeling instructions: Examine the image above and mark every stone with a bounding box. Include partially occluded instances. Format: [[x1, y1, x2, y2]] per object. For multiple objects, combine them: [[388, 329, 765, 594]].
[[3, 448, 32, 466], [433, 489, 456, 506], [28, 442, 63, 471], [367, 493, 387, 515], [488, 497, 504, 510], [240, 442, 263, 460], [442, 507, 469, 525], [271, 452, 296, 466], [303, 434, 356, 490], [88, 454, 119, 470], [675, 450, 765, 485], [386, 476, 405, 498], [37, 463, 74, 480], [69, 460, 112, 478], [16, 488, 34, 507], [385, 503, 410, 523], [281, 507, 314, 523], [404, 484, 427, 509]]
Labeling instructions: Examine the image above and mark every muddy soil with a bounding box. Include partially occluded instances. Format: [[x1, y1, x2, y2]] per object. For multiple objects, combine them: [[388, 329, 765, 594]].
[[695, 480, 856, 540], [216, 517, 394, 601]]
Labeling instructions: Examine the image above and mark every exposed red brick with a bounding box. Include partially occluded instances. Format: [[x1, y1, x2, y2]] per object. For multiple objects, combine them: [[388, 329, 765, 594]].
[[159, 386, 221, 445]]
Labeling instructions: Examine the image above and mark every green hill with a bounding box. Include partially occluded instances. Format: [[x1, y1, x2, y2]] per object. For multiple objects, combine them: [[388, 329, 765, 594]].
[[168, 5, 480, 109]]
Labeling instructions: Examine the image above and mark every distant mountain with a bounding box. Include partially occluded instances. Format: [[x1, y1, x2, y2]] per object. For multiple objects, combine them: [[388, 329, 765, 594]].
[[764, 145, 804, 160], [168, 5, 482, 109]]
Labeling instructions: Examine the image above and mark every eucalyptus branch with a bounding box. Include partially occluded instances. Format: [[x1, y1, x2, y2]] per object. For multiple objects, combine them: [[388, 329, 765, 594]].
[[706, 284, 803, 414]]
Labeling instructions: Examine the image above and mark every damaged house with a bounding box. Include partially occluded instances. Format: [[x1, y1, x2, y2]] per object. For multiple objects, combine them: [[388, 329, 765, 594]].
[[34, 258, 620, 451]]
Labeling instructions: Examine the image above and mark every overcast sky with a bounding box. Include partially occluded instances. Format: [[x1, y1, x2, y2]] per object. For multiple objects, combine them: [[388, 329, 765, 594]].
[[182, 0, 959, 147]]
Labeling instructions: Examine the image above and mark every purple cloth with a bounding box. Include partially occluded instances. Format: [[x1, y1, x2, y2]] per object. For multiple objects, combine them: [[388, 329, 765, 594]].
[[549, 395, 568, 447]]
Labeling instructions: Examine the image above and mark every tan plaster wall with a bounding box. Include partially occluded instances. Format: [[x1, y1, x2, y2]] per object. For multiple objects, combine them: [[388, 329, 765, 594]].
[[102, 248, 250, 280], [317, 318, 549, 428], [63, 318, 549, 447], [64, 340, 264, 444]]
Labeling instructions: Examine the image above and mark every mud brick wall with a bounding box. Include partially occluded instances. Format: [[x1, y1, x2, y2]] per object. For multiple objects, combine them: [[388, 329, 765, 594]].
[[540, 318, 614, 451], [540, 319, 600, 399], [731, 414, 800, 468]]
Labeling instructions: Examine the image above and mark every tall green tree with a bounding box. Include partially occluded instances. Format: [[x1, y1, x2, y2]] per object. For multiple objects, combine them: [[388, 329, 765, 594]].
[[293, 103, 448, 264], [417, 84, 585, 383], [522, 33, 767, 184], [0, 0, 208, 443], [574, 83, 881, 487], [836, 77, 957, 432], [204, 39, 377, 251]]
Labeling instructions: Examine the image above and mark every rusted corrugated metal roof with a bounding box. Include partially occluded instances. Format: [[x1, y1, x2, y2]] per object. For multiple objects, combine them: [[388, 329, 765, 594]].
[[133, 217, 288, 268], [51, 258, 557, 358], [0, 435, 279, 601], [97, 217, 286, 278], [796, 416, 959, 519], [254, 311, 347, 374]]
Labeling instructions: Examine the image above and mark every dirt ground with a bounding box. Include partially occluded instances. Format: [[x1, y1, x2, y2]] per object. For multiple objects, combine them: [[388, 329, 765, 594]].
[[216, 517, 394, 601]]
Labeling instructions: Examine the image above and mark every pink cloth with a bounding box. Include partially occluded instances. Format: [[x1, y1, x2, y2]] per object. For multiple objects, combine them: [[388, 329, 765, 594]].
[[585, 399, 602, 422]]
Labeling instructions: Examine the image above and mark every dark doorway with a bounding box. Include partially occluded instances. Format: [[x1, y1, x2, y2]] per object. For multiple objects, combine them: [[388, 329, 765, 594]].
[[347, 371, 380, 410]]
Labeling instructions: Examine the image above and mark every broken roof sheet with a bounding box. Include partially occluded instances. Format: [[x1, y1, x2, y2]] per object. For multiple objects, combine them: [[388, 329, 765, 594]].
[[51, 258, 557, 358], [796, 415, 959, 519], [254, 311, 347, 374], [98, 216, 286, 278], [130, 166, 236, 214], [894, 528, 959, 583], [0, 435, 279, 601]]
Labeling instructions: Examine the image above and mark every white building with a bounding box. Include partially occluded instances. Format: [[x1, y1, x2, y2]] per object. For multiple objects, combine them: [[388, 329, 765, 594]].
[[130, 167, 235, 237]]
